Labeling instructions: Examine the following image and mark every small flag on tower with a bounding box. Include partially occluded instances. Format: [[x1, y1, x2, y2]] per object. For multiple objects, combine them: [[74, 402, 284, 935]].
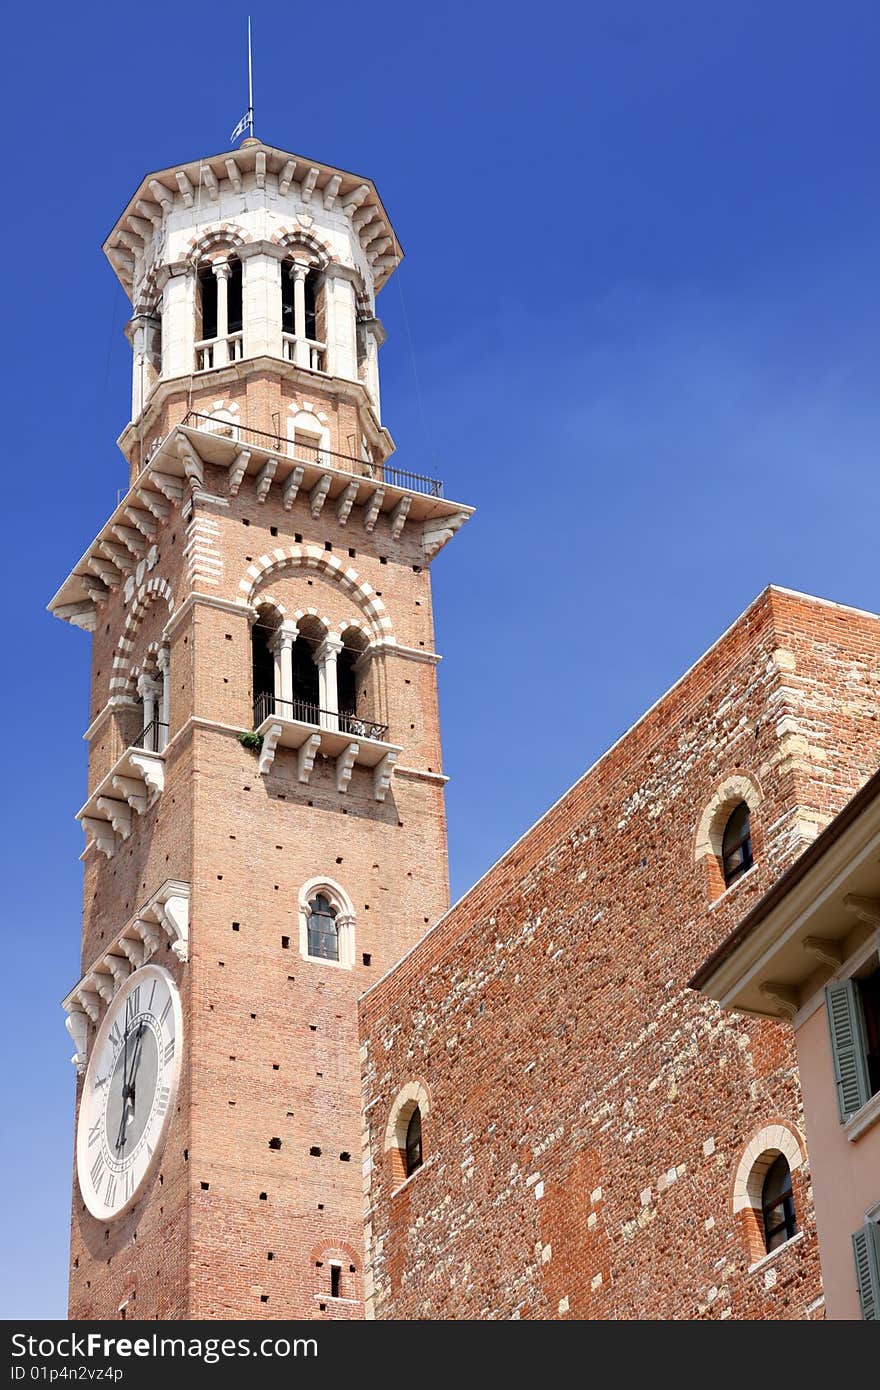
[[230, 110, 251, 143]]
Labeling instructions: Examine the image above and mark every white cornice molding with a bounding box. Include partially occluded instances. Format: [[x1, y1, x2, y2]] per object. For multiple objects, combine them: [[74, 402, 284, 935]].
[[373, 640, 441, 665], [163, 590, 253, 640]]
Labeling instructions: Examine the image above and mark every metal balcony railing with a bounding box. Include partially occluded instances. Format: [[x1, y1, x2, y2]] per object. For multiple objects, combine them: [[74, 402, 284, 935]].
[[253, 690, 388, 742], [181, 411, 443, 498], [133, 716, 169, 753]]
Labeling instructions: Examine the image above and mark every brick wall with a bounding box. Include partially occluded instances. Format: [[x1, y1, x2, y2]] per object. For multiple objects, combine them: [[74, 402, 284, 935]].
[[68, 392, 450, 1317], [359, 587, 880, 1320]]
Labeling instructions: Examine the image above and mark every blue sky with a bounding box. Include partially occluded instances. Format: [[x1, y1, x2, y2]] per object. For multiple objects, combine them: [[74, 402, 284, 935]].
[[4, 0, 880, 1319]]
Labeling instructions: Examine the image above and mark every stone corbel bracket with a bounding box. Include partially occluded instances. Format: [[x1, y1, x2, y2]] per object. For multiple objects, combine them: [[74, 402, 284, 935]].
[[61, 879, 191, 1071], [422, 511, 470, 562]]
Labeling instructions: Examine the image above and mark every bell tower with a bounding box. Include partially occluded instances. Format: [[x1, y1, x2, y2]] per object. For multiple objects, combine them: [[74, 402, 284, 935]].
[[51, 137, 472, 1320]]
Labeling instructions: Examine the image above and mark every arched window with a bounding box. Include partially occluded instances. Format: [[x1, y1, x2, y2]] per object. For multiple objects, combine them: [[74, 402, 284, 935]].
[[722, 801, 753, 887], [281, 258, 326, 370], [195, 257, 243, 369], [307, 895, 339, 962], [761, 1154, 797, 1253], [405, 1107, 423, 1177]]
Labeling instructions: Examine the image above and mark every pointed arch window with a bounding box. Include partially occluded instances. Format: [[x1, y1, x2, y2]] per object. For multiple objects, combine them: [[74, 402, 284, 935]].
[[307, 895, 339, 962], [722, 801, 753, 887]]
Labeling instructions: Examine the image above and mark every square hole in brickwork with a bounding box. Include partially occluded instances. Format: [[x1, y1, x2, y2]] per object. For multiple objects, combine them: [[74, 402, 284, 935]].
[[225, 633, 232, 641], [269, 1138, 281, 1151], [295, 533, 302, 543], [317, 1203, 324, 1211], [363, 953, 372, 967], [324, 541, 332, 551], [339, 1152, 351, 1162], [413, 564, 422, 573], [250, 1013, 257, 1019], [281, 936, 290, 949], [348, 548, 356, 558], [200, 1181, 209, 1190], [260, 1295, 269, 1303], [259, 1193, 267, 1201], [380, 556, 387, 565], [242, 518, 250, 526], [336, 856, 343, 864], [272, 1064, 280, 1071], [310, 1146, 321, 1157], [309, 1024, 317, 1032], [232, 922, 240, 931], [319, 1303, 326, 1312], [267, 1252, 274, 1261], [270, 526, 278, 537]]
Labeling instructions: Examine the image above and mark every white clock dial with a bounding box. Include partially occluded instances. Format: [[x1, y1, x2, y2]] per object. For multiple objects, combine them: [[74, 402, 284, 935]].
[[76, 964, 182, 1221]]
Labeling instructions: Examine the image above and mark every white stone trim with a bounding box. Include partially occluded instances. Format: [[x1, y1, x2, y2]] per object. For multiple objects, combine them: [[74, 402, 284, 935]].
[[61, 880, 190, 1070], [732, 1122, 805, 1213], [298, 876, 356, 970], [695, 774, 762, 863], [237, 545, 394, 640], [383, 1080, 431, 1153], [163, 590, 253, 640], [844, 1088, 880, 1144]]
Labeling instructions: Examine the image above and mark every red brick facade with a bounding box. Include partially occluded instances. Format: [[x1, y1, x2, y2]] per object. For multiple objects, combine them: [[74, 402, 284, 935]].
[[67, 366, 451, 1319], [360, 589, 880, 1319]]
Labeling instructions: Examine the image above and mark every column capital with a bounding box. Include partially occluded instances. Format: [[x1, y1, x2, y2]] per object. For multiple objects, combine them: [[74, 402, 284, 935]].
[[314, 635, 344, 665], [289, 259, 311, 282], [270, 622, 298, 653], [212, 261, 233, 281], [156, 645, 170, 673], [137, 673, 163, 699]]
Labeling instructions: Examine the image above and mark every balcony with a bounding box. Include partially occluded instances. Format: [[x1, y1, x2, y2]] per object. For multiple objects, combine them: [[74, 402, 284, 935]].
[[281, 332, 326, 372], [195, 332, 244, 371], [134, 714, 169, 753], [183, 410, 444, 500], [77, 735, 166, 859], [252, 691, 400, 798]]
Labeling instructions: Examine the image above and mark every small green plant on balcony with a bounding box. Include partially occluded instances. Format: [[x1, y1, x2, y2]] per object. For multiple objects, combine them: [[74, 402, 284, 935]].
[[237, 731, 264, 752]]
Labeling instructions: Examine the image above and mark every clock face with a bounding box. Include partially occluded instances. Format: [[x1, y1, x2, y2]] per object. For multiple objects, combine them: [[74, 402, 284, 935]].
[[76, 965, 182, 1222]]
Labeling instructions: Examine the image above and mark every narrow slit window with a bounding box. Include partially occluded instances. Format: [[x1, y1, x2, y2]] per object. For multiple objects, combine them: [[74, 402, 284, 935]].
[[722, 801, 753, 887], [405, 1106, 423, 1177]]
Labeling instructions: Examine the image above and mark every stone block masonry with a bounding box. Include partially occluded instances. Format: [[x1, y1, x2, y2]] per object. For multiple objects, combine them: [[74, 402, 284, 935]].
[[360, 587, 880, 1320]]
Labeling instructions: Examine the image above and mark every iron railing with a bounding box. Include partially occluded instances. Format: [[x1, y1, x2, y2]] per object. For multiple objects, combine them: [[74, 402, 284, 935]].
[[134, 716, 169, 753], [253, 690, 388, 742], [181, 411, 443, 498]]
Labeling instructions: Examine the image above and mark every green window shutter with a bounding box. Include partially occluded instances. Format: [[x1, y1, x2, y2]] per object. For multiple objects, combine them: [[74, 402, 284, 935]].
[[852, 1223, 880, 1321], [826, 979, 871, 1122]]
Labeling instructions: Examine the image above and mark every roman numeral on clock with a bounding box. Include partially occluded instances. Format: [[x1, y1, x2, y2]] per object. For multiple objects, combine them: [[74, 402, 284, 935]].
[[105, 1174, 117, 1207], [124, 1169, 135, 1202], [90, 1153, 104, 1189], [155, 1086, 171, 1117], [160, 997, 172, 1026], [126, 986, 140, 1021], [164, 1036, 175, 1066], [108, 1020, 122, 1051], [87, 1119, 102, 1147]]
